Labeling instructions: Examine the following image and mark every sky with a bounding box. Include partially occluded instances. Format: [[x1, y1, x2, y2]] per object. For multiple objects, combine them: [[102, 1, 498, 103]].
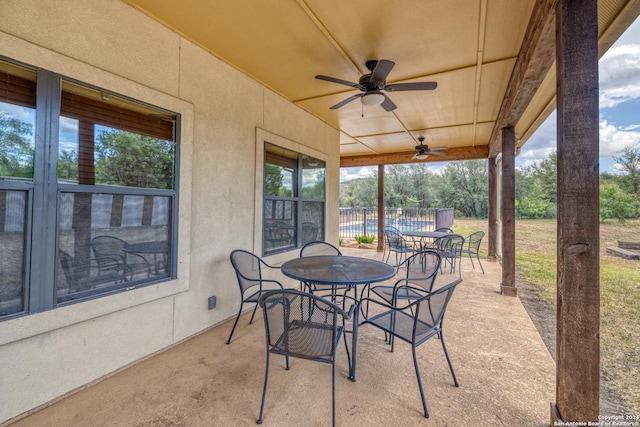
[[341, 16, 640, 181]]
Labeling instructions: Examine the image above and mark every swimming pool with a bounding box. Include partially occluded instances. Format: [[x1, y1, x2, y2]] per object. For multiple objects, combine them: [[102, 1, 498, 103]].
[[339, 219, 433, 236]]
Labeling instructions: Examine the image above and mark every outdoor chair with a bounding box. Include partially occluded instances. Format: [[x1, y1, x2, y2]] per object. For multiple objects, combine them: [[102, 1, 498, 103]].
[[227, 249, 285, 344], [91, 236, 151, 282], [301, 222, 319, 244], [299, 241, 344, 294], [382, 225, 416, 267], [435, 227, 454, 233], [358, 278, 463, 418], [369, 250, 441, 306], [257, 289, 355, 427], [58, 249, 122, 294], [433, 234, 465, 277], [462, 231, 485, 273]]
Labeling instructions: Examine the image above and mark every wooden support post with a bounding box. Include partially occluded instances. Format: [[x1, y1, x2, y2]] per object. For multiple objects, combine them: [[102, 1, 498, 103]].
[[500, 127, 516, 296], [487, 157, 497, 262], [552, 0, 600, 422], [377, 164, 384, 252]]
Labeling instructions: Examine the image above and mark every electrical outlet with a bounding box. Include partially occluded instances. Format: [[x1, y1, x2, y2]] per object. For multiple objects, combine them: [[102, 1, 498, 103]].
[[207, 296, 217, 310]]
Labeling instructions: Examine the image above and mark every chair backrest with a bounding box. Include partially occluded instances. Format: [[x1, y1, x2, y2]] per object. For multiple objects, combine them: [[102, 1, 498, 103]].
[[259, 289, 350, 358], [300, 241, 342, 257], [230, 249, 266, 294], [437, 234, 465, 255], [383, 226, 406, 250], [401, 250, 441, 292], [467, 231, 485, 251], [413, 279, 462, 343], [435, 227, 454, 233], [91, 235, 126, 262]]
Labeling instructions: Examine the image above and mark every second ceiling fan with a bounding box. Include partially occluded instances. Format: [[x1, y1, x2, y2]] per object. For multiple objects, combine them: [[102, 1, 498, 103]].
[[315, 59, 437, 111]]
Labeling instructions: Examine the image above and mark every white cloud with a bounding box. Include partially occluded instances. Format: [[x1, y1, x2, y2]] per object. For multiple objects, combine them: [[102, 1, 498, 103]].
[[599, 120, 640, 156], [340, 167, 375, 182], [599, 44, 640, 108]]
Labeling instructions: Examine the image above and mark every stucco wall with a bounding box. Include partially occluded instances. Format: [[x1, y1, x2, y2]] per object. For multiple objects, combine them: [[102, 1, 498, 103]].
[[0, 0, 339, 422]]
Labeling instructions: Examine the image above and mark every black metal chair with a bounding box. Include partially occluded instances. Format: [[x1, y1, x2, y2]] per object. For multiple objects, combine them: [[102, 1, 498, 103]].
[[227, 249, 285, 344], [461, 231, 485, 273], [257, 289, 355, 426], [358, 279, 463, 418], [382, 225, 415, 267], [434, 234, 465, 277], [299, 241, 344, 294], [58, 249, 122, 293], [91, 236, 151, 281], [369, 250, 441, 305]]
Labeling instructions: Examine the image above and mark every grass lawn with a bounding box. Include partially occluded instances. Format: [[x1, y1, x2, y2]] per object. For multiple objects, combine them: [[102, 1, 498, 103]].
[[454, 218, 640, 413]]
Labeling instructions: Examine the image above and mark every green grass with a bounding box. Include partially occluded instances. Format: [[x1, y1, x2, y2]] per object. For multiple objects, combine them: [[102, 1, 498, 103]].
[[456, 218, 640, 412]]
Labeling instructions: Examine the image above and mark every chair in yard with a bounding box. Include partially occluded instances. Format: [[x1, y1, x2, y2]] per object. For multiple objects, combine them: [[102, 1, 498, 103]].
[[434, 234, 465, 277], [461, 231, 485, 273], [358, 278, 463, 418], [91, 236, 151, 282], [227, 249, 285, 344], [257, 289, 355, 427], [369, 250, 441, 306], [299, 241, 344, 294], [382, 225, 415, 267]]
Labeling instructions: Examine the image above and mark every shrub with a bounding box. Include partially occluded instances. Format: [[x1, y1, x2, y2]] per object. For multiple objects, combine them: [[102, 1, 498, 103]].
[[354, 234, 375, 244]]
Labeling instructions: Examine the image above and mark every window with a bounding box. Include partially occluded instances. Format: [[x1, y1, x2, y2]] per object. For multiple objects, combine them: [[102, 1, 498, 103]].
[[0, 58, 179, 320], [263, 143, 325, 255]]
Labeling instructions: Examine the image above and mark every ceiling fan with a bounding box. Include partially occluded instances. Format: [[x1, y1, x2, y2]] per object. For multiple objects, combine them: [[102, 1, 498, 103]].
[[413, 137, 447, 160], [315, 59, 437, 111]]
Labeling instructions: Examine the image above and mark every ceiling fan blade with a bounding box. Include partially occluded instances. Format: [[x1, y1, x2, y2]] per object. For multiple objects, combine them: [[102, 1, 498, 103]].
[[370, 60, 395, 84], [429, 146, 448, 151], [329, 94, 363, 109], [315, 75, 365, 91], [380, 94, 397, 111], [429, 150, 446, 156], [384, 81, 438, 92]]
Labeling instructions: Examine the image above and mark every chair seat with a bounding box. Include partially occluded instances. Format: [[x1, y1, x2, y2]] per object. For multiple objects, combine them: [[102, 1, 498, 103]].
[[271, 320, 343, 360], [370, 285, 426, 304], [364, 310, 439, 344]]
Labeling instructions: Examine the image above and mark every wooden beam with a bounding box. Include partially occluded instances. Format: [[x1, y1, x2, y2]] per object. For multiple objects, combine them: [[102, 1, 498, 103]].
[[377, 165, 384, 252], [487, 157, 497, 262], [552, 0, 600, 422], [500, 127, 516, 296], [340, 145, 489, 168], [488, 0, 559, 157]]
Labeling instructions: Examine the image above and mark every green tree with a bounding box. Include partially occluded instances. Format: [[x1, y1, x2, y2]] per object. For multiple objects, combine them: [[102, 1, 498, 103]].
[[0, 112, 34, 178], [95, 129, 174, 189], [612, 145, 640, 196], [600, 183, 637, 222], [434, 160, 488, 217]]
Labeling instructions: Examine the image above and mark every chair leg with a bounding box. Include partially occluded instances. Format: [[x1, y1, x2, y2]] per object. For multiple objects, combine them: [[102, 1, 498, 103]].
[[476, 253, 485, 274], [226, 302, 244, 344], [257, 352, 270, 424], [411, 345, 429, 418], [249, 302, 259, 324], [439, 331, 459, 387], [332, 360, 337, 427]]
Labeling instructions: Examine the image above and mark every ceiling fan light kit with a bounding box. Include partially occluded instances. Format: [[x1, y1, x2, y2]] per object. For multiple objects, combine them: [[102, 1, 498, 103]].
[[361, 92, 385, 106], [315, 59, 437, 112]]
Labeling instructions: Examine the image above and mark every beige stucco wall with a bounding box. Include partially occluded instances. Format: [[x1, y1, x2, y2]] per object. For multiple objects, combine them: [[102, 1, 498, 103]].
[[0, 0, 340, 423]]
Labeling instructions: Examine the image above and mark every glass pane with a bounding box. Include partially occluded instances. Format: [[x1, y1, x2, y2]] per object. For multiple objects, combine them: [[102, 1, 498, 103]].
[[302, 156, 325, 199], [264, 200, 296, 254], [264, 143, 297, 197], [59, 80, 176, 189], [302, 202, 324, 244], [0, 190, 27, 317], [0, 61, 36, 180], [57, 192, 172, 304]]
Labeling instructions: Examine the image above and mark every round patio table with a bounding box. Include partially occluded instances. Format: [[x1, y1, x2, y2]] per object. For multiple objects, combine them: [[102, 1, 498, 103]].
[[281, 255, 396, 381]]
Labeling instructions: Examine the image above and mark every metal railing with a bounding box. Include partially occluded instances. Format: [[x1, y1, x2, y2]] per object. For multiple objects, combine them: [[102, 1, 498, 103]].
[[339, 207, 454, 239]]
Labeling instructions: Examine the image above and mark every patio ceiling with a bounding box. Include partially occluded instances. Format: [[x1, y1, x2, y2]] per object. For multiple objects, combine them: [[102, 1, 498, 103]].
[[123, 0, 640, 166]]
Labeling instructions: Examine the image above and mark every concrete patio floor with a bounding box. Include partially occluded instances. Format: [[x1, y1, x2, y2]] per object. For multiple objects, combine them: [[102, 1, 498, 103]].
[[6, 247, 555, 427]]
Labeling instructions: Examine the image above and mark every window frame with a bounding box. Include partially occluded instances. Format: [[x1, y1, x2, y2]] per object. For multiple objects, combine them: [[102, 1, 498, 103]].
[[0, 57, 181, 320], [262, 142, 325, 257]]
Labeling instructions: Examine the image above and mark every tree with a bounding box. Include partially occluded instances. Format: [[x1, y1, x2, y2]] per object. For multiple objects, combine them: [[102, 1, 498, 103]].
[[0, 112, 34, 178], [600, 183, 637, 222], [613, 145, 640, 196], [434, 160, 488, 217], [94, 129, 175, 189]]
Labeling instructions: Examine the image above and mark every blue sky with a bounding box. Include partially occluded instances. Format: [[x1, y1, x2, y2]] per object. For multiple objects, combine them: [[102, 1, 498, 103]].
[[341, 16, 640, 181]]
